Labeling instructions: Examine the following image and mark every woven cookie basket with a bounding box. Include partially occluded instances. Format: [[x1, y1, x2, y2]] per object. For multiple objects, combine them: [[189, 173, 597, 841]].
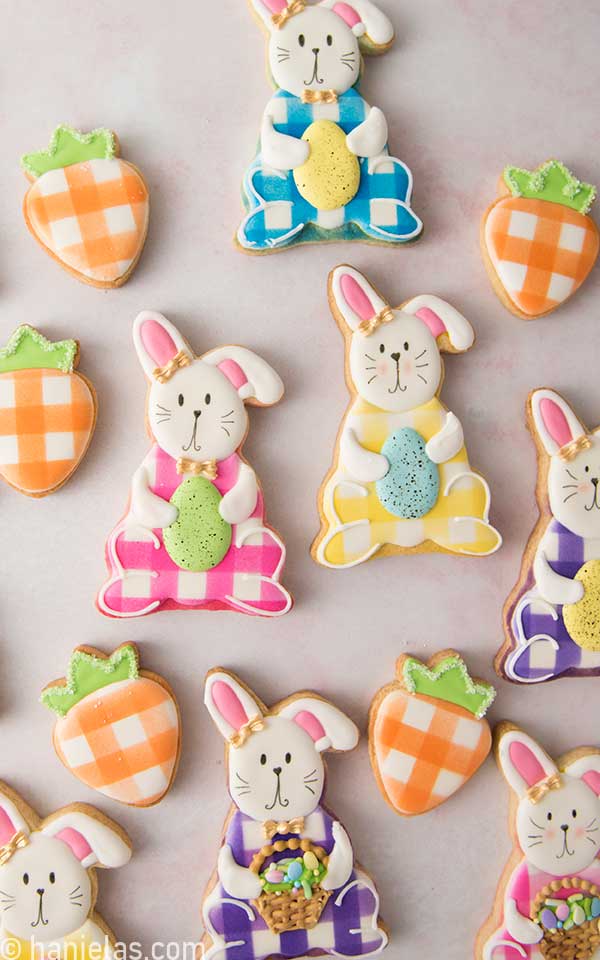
[[531, 878, 600, 960], [250, 838, 331, 934]]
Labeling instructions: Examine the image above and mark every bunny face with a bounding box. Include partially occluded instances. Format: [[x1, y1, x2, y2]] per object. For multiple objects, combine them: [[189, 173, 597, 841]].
[[148, 362, 248, 463], [0, 834, 91, 940], [516, 775, 600, 875], [269, 7, 360, 97]]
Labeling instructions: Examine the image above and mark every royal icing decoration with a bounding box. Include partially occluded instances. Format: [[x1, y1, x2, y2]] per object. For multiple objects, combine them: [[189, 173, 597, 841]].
[[201, 668, 388, 960], [477, 725, 600, 960], [312, 265, 502, 568], [498, 389, 600, 684], [0, 326, 96, 497], [41, 643, 181, 807], [0, 782, 130, 960], [97, 311, 292, 619], [482, 161, 599, 319], [21, 126, 149, 288], [369, 651, 495, 816], [237, 0, 422, 252]]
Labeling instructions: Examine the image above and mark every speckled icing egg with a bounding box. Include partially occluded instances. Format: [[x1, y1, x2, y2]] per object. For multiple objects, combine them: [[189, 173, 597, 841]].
[[376, 427, 440, 519], [563, 559, 600, 650], [293, 120, 360, 211], [163, 476, 232, 572]]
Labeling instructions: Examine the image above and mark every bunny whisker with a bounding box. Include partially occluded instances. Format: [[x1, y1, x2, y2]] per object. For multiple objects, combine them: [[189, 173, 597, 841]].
[[276, 46, 290, 52], [156, 417, 172, 424], [418, 375, 428, 384], [0, 892, 15, 901], [2, 905, 15, 912], [587, 818, 597, 827], [236, 773, 249, 785], [566, 468, 580, 481], [304, 769, 317, 779], [365, 366, 376, 371], [365, 354, 376, 361], [341, 51, 355, 57], [529, 818, 545, 830], [368, 375, 378, 384], [527, 840, 543, 848], [416, 363, 429, 369], [415, 349, 427, 360], [587, 836, 598, 846], [341, 61, 355, 70], [561, 484, 578, 489], [221, 426, 231, 437], [156, 404, 171, 413], [70, 886, 82, 895], [527, 834, 542, 839], [563, 492, 578, 503], [586, 827, 599, 833], [221, 410, 235, 419], [304, 784, 316, 795]]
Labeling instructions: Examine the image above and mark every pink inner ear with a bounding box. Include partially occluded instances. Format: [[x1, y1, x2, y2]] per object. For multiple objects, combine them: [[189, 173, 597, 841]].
[[55, 828, 92, 863], [509, 741, 547, 787], [415, 307, 447, 339], [0, 808, 17, 846], [582, 771, 600, 796], [340, 275, 376, 322], [293, 711, 326, 743], [140, 319, 179, 367], [540, 398, 573, 449], [218, 359, 248, 391], [212, 680, 249, 732], [332, 2, 362, 28], [262, 0, 288, 13]]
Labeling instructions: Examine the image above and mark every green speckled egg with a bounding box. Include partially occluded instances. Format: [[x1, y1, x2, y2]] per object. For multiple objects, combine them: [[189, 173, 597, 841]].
[[376, 428, 440, 519], [163, 476, 232, 572]]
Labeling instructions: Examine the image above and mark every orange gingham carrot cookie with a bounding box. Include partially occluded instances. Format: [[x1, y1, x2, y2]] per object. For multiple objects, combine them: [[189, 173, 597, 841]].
[[481, 161, 599, 320], [41, 643, 181, 807], [0, 325, 96, 497], [21, 125, 149, 288], [368, 650, 495, 816]]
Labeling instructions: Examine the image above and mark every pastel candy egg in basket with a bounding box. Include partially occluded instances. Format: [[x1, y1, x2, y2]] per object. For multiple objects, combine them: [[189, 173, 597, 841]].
[[533, 882, 600, 960], [563, 560, 600, 650], [376, 427, 440, 518], [250, 839, 331, 934], [163, 476, 232, 572]]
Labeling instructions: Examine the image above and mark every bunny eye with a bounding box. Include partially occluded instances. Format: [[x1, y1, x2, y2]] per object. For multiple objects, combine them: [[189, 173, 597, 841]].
[[285, 752, 292, 764], [260, 753, 267, 766], [326, 34, 333, 46], [178, 394, 184, 407], [404, 341, 409, 352], [205, 393, 211, 406], [298, 34, 305, 46], [572, 809, 578, 818], [379, 344, 385, 354], [585, 465, 590, 473], [547, 812, 553, 821], [23, 873, 29, 885], [49, 872, 56, 884]]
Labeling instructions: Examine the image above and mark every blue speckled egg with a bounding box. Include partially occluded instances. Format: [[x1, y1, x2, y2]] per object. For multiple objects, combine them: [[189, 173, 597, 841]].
[[376, 427, 440, 519]]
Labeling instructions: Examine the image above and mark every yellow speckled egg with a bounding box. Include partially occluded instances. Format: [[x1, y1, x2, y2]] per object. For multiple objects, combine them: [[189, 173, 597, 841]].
[[563, 560, 600, 650], [293, 120, 360, 211]]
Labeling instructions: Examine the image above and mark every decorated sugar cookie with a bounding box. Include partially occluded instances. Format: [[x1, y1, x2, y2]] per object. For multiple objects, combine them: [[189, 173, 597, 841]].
[[0, 325, 97, 497], [97, 311, 291, 618], [481, 161, 598, 319], [201, 669, 388, 960], [312, 265, 502, 568], [477, 724, 600, 960], [237, 0, 422, 252], [0, 781, 130, 960], [369, 651, 495, 817], [498, 389, 600, 683], [21, 125, 149, 288], [41, 643, 181, 807]]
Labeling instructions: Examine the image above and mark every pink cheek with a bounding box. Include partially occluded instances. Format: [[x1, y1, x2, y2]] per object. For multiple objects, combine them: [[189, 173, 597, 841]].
[[579, 482, 593, 494], [545, 828, 557, 840], [576, 827, 586, 839], [403, 361, 412, 377], [376, 361, 388, 376]]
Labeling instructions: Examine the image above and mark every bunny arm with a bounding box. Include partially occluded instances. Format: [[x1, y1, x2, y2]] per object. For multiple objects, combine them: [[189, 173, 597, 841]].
[[321, 821, 354, 891], [261, 111, 309, 171], [129, 462, 178, 530], [534, 546, 585, 605], [504, 898, 543, 945], [425, 411, 465, 465], [341, 427, 389, 482], [219, 462, 258, 525], [346, 107, 388, 159], [217, 843, 263, 900]]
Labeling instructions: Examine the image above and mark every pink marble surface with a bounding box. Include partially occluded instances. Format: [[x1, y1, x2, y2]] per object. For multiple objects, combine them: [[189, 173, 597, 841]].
[[1, 0, 600, 957]]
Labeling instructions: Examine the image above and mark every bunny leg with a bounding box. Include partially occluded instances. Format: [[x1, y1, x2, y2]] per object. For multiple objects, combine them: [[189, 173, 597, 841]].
[[97, 525, 165, 618], [316, 870, 388, 958], [238, 163, 308, 250], [347, 155, 422, 243], [505, 594, 595, 682], [203, 890, 281, 960], [483, 934, 534, 960]]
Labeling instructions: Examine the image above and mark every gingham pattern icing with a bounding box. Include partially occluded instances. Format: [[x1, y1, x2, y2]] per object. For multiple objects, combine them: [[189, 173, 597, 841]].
[[485, 859, 600, 960], [319, 396, 500, 566], [0, 367, 95, 494], [485, 196, 599, 317], [54, 677, 179, 806], [506, 520, 600, 682], [203, 807, 387, 960], [25, 158, 149, 283], [238, 89, 421, 250], [98, 444, 289, 617]]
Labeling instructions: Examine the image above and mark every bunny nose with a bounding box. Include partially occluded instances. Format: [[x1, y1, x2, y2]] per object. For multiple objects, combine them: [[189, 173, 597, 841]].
[[561, 824, 569, 833], [312, 47, 319, 54], [36, 888, 44, 896], [391, 352, 401, 362], [273, 766, 282, 776], [592, 477, 598, 487], [193, 410, 201, 418]]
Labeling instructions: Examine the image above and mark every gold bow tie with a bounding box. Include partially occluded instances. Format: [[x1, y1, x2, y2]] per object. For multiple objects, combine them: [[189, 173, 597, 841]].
[[272, 0, 305, 27], [0, 831, 30, 866], [229, 715, 265, 749], [153, 350, 192, 383], [301, 89, 339, 105], [176, 458, 218, 480], [559, 435, 592, 462], [358, 305, 395, 337], [527, 772, 562, 804], [262, 817, 305, 841]]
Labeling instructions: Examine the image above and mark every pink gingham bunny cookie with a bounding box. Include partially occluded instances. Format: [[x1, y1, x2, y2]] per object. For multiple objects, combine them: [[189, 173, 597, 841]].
[[97, 312, 292, 618]]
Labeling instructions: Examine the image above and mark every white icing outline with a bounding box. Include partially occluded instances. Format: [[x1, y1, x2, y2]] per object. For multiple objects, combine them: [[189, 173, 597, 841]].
[[97, 520, 161, 619]]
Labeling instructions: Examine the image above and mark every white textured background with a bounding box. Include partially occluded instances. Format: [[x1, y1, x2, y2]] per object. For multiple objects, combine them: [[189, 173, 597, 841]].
[[2, 1, 600, 957]]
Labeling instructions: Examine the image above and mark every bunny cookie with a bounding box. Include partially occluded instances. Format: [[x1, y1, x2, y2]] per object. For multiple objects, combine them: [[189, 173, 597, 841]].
[[312, 265, 502, 568], [237, 0, 422, 252], [97, 312, 291, 618], [0, 782, 131, 960], [478, 724, 600, 960], [498, 389, 600, 683], [201, 669, 388, 960]]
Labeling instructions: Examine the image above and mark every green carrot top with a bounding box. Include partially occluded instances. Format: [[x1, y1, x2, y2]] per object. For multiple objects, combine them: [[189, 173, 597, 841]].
[[21, 125, 116, 179], [41, 644, 140, 717], [0, 326, 78, 375], [402, 653, 496, 719], [504, 160, 596, 215]]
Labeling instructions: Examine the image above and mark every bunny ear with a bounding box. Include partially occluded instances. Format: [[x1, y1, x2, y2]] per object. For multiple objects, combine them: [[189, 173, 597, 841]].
[[320, 0, 394, 46], [278, 697, 359, 753], [329, 265, 389, 332], [205, 670, 265, 741], [203, 347, 284, 405], [403, 295, 475, 353], [0, 787, 30, 845], [497, 727, 558, 798], [530, 389, 587, 457], [564, 754, 600, 797], [42, 809, 131, 869], [133, 311, 191, 380]]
